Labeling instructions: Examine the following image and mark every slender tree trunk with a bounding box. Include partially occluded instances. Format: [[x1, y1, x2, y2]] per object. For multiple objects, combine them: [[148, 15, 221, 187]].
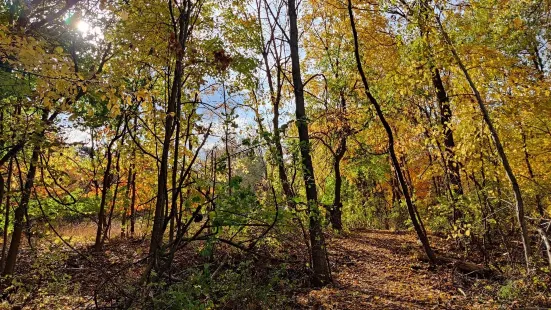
[[102, 149, 122, 245], [150, 8, 190, 270], [348, 0, 436, 263], [261, 41, 294, 204], [436, 16, 532, 270], [521, 128, 544, 217], [222, 82, 232, 194], [122, 163, 133, 238], [537, 227, 551, 269], [432, 68, 463, 197], [150, 95, 174, 266], [95, 148, 111, 251], [129, 117, 138, 238], [0, 173, 4, 268], [330, 154, 344, 231], [330, 92, 348, 231], [419, 1, 463, 206], [2, 144, 40, 276], [169, 86, 182, 244], [273, 113, 294, 203], [288, 0, 331, 286], [94, 130, 120, 251], [0, 159, 13, 270], [130, 170, 137, 237]]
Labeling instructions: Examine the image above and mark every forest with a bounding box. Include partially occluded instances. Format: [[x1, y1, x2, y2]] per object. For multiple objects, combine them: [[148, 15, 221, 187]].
[[0, 0, 550, 308]]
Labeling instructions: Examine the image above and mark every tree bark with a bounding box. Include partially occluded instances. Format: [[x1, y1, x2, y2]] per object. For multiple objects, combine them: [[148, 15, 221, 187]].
[[2, 144, 40, 276], [537, 227, 551, 269], [130, 170, 137, 237], [417, 2, 463, 219], [94, 123, 122, 251], [432, 68, 463, 197], [121, 163, 133, 238], [330, 121, 347, 231], [0, 159, 13, 270], [149, 6, 191, 271], [0, 171, 4, 269], [288, 0, 331, 286], [102, 148, 122, 246], [330, 156, 344, 231], [521, 128, 544, 217], [261, 36, 295, 204]]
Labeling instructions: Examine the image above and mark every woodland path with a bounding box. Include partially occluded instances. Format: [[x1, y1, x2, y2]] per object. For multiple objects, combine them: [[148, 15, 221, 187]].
[[297, 230, 499, 309]]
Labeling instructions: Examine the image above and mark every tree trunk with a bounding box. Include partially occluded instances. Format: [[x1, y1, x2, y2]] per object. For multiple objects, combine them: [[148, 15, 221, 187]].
[[432, 67, 463, 197], [0, 159, 13, 270], [288, 0, 331, 287], [223, 82, 232, 194], [330, 90, 348, 231], [122, 163, 133, 238], [2, 144, 40, 276], [521, 128, 544, 217], [0, 171, 4, 269], [130, 170, 137, 237], [102, 148, 122, 246], [149, 9, 190, 271], [330, 160, 344, 231], [537, 227, 551, 269], [331, 136, 346, 231], [261, 41, 295, 205], [419, 1, 463, 202], [94, 128, 120, 251], [169, 86, 182, 245], [348, 0, 436, 263]]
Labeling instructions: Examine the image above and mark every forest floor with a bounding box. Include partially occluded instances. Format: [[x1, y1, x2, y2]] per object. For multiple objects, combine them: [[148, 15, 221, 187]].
[[2, 227, 550, 309], [297, 230, 522, 310]]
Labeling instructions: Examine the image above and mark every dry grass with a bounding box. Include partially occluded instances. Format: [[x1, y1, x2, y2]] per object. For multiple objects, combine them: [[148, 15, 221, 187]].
[[0, 219, 150, 251]]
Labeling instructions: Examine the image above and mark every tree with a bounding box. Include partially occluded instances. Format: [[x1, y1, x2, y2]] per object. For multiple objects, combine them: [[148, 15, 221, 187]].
[[347, 0, 436, 264], [288, 0, 332, 286], [435, 9, 532, 269]]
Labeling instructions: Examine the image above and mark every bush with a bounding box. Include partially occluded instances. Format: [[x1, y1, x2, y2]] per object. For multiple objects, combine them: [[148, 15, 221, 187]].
[[154, 260, 295, 310]]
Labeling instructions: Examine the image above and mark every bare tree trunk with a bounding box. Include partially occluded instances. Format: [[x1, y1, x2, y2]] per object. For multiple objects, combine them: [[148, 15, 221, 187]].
[[288, 0, 331, 286], [436, 15, 532, 270], [348, 0, 436, 263]]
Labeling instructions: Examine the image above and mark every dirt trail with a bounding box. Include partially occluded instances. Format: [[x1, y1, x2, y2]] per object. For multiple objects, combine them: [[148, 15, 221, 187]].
[[297, 230, 498, 309]]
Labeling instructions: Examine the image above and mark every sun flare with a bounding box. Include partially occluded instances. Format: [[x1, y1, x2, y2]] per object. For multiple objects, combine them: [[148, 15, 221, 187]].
[[76, 20, 90, 33]]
